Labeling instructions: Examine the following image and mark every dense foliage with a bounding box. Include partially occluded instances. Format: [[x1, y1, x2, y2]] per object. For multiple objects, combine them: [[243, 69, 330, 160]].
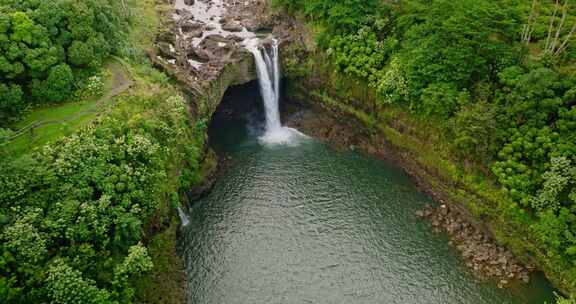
[[276, 0, 576, 294], [0, 0, 125, 125], [0, 93, 204, 303]]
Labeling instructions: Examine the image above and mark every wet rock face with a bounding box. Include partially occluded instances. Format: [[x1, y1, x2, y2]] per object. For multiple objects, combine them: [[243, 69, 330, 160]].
[[220, 19, 244, 32], [284, 104, 387, 155], [181, 21, 204, 37], [416, 204, 533, 287], [198, 34, 240, 60], [154, 0, 277, 84], [157, 42, 177, 59]]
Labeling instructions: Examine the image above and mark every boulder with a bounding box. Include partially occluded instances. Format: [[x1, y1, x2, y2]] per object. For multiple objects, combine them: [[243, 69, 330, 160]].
[[181, 21, 204, 33], [245, 22, 273, 33], [157, 42, 176, 59], [175, 8, 188, 16], [157, 31, 176, 45], [228, 35, 246, 43], [181, 22, 205, 38], [222, 23, 243, 32], [187, 49, 210, 63], [193, 48, 213, 62], [221, 18, 244, 32]]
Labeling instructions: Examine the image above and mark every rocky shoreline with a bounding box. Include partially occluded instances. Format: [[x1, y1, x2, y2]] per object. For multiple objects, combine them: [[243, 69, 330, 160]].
[[153, 0, 542, 294], [416, 204, 533, 287], [283, 101, 536, 288]]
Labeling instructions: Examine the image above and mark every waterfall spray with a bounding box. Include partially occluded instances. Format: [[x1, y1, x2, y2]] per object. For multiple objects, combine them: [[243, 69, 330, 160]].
[[245, 38, 305, 145]]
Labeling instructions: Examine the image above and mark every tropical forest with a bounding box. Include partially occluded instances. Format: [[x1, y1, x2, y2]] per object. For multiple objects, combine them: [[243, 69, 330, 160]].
[[1, 0, 576, 303]]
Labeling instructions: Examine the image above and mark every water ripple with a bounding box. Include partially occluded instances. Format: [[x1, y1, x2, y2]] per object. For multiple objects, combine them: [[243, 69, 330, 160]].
[[180, 136, 554, 304]]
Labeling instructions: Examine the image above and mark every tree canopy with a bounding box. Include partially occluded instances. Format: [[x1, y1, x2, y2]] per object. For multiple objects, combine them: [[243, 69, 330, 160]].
[[276, 0, 576, 294], [0, 0, 125, 125]]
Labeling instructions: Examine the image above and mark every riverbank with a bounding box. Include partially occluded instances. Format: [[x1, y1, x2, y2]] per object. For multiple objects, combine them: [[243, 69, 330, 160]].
[[279, 22, 571, 294], [283, 97, 535, 288], [178, 91, 555, 303], [139, 0, 569, 300]]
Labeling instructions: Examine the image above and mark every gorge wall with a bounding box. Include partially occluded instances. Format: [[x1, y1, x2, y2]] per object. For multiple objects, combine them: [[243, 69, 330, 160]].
[[140, 0, 568, 301], [278, 25, 570, 295]]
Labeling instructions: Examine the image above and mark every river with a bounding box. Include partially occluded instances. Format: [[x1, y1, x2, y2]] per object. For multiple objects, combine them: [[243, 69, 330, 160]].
[[178, 83, 556, 304]]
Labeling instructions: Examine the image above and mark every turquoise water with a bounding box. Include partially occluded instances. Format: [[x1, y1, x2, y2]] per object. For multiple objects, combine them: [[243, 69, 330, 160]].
[[180, 91, 555, 304]]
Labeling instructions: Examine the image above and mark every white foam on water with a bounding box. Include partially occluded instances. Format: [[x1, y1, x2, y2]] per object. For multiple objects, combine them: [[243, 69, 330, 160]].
[[259, 126, 308, 146], [174, 0, 306, 146], [244, 38, 307, 146]]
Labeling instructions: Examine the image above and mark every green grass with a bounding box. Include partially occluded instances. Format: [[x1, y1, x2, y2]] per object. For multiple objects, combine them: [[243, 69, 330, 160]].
[[6, 113, 97, 155], [2, 61, 127, 156], [15, 101, 95, 129], [13, 67, 114, 129], [129, 0, 167, 51]]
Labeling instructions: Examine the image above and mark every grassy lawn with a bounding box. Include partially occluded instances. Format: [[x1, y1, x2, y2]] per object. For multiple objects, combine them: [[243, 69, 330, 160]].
[[3, 60, 129, 156], [6, 113, 97, 156], [13, 66, 114, 129], [14, 100, 100, 129]]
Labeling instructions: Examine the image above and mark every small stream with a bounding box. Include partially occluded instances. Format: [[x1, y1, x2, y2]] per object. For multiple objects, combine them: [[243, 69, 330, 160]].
[[179, 83, 556, 304]]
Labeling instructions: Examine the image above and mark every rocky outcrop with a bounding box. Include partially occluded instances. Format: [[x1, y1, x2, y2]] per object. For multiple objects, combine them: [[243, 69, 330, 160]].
[[151, 0, 293, 120], [151, 0, 273, 119], [416, 204, 533, 287]]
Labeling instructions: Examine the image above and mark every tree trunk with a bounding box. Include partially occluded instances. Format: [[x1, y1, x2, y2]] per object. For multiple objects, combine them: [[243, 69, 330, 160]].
[[554, 21, 576, 57], [545, 0, 560, 53], [549, 1, 569, 54], [523, 0, 539, 44]]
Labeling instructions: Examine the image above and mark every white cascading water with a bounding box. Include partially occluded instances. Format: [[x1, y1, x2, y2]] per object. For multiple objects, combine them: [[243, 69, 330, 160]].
[[245, 38, 305, 145], [177, 206, 190, 227]]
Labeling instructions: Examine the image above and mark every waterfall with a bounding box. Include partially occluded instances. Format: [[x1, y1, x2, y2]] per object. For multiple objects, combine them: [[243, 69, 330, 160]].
[[245, 38, 305, 145], [178, 206, 190, 227], [248, 39, 282, 132]]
